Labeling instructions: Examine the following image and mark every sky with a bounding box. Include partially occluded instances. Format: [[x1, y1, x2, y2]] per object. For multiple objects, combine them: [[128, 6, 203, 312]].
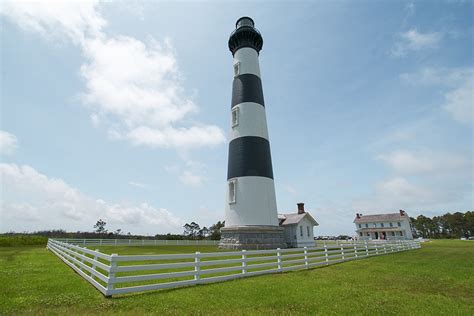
[[0, 0, 472, 236]]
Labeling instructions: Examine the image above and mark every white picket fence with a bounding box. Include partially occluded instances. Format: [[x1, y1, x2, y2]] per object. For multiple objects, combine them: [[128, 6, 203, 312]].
[[54, 238, 219, 246], [47, 238, 421, 297]]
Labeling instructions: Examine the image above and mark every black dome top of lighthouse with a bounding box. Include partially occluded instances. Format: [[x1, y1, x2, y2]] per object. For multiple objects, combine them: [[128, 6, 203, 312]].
[[228, 17, 263, 55]]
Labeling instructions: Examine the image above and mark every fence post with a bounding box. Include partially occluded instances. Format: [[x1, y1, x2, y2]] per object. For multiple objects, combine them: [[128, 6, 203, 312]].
[[90, 249, 99, 277], [324, 245, 329, 265], [365, 241, 369, 256], [106, 254, 117, 297], [79, 246, 85, 271], [194, 252, 201, 283], [242, 250, 247, 274], [354, 244, 358, 258], [340, 245, 345, 260], [383, 244, 387, 254], [375, 244, 379, 255], [304, 247, 308, 268], [277, 248, 282, 271]]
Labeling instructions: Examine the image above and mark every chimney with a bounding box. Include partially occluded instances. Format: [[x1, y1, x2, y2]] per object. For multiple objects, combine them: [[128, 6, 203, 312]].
[[399, 209, 405, 216], [297, 203, 305, 214], [356, 213, 361, 219]]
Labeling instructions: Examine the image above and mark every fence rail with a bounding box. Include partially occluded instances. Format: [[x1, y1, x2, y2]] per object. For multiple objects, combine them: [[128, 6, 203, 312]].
[[54, 238, 219, 246], [47, 238, 421, 297]]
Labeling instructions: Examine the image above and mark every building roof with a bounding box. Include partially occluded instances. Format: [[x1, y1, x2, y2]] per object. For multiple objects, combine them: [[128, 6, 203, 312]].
[[278, 212, 319, 226], [354, 213, 408, 223]]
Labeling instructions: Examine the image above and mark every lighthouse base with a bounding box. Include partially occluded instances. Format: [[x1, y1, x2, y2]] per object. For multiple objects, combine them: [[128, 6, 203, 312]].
[[219, 226, 286, 250]]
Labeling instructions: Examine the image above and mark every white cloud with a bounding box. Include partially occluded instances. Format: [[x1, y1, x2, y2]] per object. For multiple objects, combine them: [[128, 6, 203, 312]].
[[377, 149, 471, 176], [353, 149, 473, 212], [400, 67, 473, 124], [0, 130, 18, 155], [129, 181, 148, 189], [443, 77, 473, 124], [179, 170, 203, 187], [391, 29, 443, 57], [0, 0, 104, 45], [1, 0, 225, 150], [165, 159, 207, 187], [0, 163, 185, 234]]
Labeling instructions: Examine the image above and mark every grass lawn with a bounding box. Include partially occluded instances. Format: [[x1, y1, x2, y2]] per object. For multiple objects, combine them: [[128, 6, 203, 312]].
[[1, 240, 473, 315]]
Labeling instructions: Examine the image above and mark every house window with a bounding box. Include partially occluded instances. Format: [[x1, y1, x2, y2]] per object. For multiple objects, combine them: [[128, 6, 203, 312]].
[[400, 231, 403, 236], [367, 233, 370, 236], [231, 108, 239, 127], [373, 223, 376, 228], [381, 223, 384, 228], [390, 222, 393, 227], [397, 222, 401, 227], [358, 224, 361, 228], [365, 224, 368, 228], [228, 179, 236, 204], [391, 232, 395, 236], [233, 62, 240, 78], [307, 226, 310, 237], [300, 226, 303, 237], [359, 232, 362, 237]]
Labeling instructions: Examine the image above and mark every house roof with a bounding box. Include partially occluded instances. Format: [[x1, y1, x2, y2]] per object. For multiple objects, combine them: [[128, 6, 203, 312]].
[[278, 212, 319, 226], [354, 213, 408, 223]]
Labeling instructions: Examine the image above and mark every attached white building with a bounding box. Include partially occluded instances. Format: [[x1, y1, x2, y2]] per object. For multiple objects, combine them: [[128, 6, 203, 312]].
[[354, 210, 413, 240], [279, 203, 319, 247]]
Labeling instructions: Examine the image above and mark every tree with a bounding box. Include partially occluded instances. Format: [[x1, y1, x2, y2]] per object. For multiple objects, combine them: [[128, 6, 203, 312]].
[[183, 222, 201, 239], [197, 227, 209, 239], [93, 219, 107, 234], [114, 229, 122, 236], [209, 221, 225, 240]]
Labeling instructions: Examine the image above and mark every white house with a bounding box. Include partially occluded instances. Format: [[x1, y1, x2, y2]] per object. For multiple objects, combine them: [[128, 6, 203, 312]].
[[354, 210, 414, 240], [279, 203, 318, 247]]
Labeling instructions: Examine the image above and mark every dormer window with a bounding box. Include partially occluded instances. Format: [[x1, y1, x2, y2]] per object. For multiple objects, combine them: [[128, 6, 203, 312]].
[[233, 62, 240, 78], [231, 107, 239, 127], [228, 179, 236, 204]]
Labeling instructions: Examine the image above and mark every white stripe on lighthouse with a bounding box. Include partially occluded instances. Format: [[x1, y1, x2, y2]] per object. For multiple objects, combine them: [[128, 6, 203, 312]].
[[225, 176, 278, 226], [230, 102, 269, 141], [233, 47, 261, 78]]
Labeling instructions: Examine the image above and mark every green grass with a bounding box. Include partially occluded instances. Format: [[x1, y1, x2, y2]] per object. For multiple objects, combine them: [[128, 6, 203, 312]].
[[1, 240, 473, 315]]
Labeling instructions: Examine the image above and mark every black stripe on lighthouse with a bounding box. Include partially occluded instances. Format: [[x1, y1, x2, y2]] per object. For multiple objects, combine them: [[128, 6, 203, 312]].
[[231, 74, 265, 108], [227, 136, 274, 180]]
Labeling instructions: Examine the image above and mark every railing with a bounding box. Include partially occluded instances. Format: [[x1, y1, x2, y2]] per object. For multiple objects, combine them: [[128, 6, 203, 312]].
[[47, 239, 421, 297], [54, 238, 219, 246]]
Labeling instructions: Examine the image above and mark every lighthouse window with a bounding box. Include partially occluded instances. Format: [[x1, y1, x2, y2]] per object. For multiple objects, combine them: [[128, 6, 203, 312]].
[[228, 179, 236, 204], [233, 62, 240, 78], [231, 108, 239, 127]]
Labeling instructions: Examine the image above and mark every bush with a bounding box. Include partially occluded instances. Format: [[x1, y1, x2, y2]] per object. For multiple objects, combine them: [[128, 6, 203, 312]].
[[0, 235, 49, 247]]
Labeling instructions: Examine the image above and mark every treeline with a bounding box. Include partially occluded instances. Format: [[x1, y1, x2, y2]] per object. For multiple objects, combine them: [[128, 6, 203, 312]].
[[1, 220, 226, 241], [410, 211, 473, 239]]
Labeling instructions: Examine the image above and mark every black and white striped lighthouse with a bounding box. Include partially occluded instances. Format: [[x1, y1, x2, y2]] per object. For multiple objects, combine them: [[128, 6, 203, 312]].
[[219, 17, 285, 250]]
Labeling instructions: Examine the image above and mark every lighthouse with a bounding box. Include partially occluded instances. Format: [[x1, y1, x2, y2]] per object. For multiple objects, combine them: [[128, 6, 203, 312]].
[[219, 17, 285, 250]]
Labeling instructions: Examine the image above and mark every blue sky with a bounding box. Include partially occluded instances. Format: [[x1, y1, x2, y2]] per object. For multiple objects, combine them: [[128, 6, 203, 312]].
[[1, 0, 472, 236]]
